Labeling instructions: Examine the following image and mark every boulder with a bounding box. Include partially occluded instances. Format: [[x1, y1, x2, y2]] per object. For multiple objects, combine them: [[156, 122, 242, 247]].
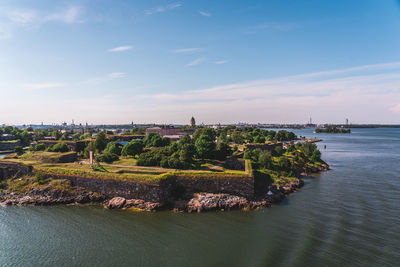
[[106, 197, 126, 209]]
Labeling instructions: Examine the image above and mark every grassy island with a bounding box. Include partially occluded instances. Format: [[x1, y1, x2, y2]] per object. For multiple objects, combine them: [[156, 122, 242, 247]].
[[0, 125, 328, 211], [316, 126, 351, 133]]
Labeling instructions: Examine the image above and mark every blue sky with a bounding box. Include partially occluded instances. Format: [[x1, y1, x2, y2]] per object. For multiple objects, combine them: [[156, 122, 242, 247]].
[[1, 0, 400, 125]]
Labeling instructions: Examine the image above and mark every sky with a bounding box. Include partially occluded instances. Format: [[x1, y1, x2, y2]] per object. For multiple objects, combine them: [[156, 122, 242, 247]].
[[1, 0, 400, 125]]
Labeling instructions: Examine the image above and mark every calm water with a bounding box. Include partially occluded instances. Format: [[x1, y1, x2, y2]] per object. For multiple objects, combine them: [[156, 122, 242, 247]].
[[0, 128, 399, 266]]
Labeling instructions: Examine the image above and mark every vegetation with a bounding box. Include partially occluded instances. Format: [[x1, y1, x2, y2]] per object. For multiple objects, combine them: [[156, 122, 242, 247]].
[[316, 126, 351, 133]]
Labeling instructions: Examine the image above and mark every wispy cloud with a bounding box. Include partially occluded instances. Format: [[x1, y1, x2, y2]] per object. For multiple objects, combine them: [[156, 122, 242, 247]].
[[245, 22, 298, 34], [172, 47, 203, 54], [186, 58, 205, 67], [199, 11, 211, 17], [108, 72, 126, 79], [214, 60, 228, 65], [2, 6, 83, 38], [132, 62, 400, 123], [108, 45, 134, 52], [7, 9, 37, 25], [86, 72, 127, 84], [145, 2, 182, 15], [21, 82, 65, 90], [43, 6, 82, 24]]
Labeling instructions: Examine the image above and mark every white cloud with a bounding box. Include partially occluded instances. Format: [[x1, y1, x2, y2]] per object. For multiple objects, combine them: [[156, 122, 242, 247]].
[[20, 82, 65, 90], [199, 11, 211, 17], [44, 6, 82, 24], [108, 72, 126, 79], [8, 10, 37, 25], [245, 22, 298, 34], [214, 60, 228, 65], [145, 2, 182, 15], [186, 58, 205, 67], [172, 47, 203, 54], [108, 45, 134, 52]]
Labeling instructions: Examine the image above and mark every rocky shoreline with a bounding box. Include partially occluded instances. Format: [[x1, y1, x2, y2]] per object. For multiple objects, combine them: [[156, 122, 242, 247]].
[[0, 163, 329, 212]]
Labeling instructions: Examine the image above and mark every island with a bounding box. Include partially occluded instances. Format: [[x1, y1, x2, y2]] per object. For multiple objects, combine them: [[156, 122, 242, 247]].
[[0, 123, 329, 212], [316, 126, 351, 133]]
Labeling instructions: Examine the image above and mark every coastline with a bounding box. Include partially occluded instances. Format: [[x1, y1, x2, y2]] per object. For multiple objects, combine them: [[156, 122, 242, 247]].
[[0, 162, 329, 212]]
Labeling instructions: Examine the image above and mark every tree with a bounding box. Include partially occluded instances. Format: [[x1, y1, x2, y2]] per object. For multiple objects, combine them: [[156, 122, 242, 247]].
[[121, 140, 144, 157], [94, 132, 107, 152], [14, 146, 24, 155], [192, 127, 216, 142], [277, 157, 291, 171], [105, 142, 122, 156], [48, 143, 69, 152], [231, 130, 244, 144], [35, 143, 46, 151], [310, 149, 321, 162], [258, 152, 272, 169], [194, 134, 216, 159], [179, 143, 195, 167], [216, 141, 232, 160]]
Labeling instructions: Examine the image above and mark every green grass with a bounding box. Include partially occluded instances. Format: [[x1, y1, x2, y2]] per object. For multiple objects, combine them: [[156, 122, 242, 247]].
[[0, 140, 19, 144], [112, 157, 137, 166]]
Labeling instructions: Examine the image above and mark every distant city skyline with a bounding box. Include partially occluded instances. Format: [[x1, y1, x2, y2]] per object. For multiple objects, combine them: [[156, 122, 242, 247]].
[[1, 0, 400, 124]]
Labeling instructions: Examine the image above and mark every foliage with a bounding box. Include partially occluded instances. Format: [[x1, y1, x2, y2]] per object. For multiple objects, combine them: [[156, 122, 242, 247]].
[[47, 143, 69, 153], [100, 152, 119, 163], [94, 132, 107, 152], [35, 143, 46, 151], [14, 146, 24, 155], [35, 172, 47, 185], [195, 134, 216, 159], [121, 140, 144, 156], [105, 142, 122, 156]]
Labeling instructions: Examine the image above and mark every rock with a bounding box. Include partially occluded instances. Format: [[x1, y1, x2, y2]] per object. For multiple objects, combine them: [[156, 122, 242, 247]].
[[187, 193, 249, 213], [106, 197, 126, 209]]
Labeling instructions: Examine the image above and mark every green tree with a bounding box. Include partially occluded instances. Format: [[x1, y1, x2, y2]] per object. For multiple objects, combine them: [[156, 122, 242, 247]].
[[231, 130, 244, 144], [121, 140, 144, 157], [35, 143, 46, 151], [14, 146, 24, 155], [194, 134, 216, 159], [48, 143, 69, 152], [258, 152, 272, 169], [216, 141, 232, 160], [105, 142, 122, 156], [94, 132, 107, 152]]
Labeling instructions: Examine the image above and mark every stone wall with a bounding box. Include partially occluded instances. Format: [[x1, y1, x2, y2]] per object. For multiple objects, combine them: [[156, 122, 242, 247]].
[[245, 143, 281, 151], [48, 175, 174, 202], [0, 162, 32, 181], [0, 141, 21, 151]]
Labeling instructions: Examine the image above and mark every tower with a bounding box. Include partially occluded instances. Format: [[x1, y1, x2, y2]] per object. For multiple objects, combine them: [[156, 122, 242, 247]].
[[190, 116, 196, 127]]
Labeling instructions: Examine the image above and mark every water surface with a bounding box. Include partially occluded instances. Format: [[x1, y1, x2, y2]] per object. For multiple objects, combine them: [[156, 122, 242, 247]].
[[0, 128, 399, 266]]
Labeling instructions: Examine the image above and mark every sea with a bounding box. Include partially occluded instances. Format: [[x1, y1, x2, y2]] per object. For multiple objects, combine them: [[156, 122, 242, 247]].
[[0, 128, 399, 266]]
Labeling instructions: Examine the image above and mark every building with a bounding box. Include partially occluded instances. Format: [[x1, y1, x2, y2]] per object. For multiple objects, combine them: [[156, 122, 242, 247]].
[[145, 126, 196, 140]]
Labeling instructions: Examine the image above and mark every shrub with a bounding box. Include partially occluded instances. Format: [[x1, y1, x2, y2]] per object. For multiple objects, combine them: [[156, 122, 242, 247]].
[[121, 140, 144, 156], [48, 143, 69, 152], [35, 172, 47, 185], [14, 146, 24, 155], [105, 142, 122, 156], [35, 143, 46, 151], [100, 153, 119, 163], [94, 132, 107, 152], [195, 134, 216, 159]]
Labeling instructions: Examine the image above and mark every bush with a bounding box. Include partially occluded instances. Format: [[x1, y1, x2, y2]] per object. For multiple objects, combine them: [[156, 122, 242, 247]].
[[137, 147, 171, 166], [14, 146, 24, 155], [35, 143, 46, 151], [195, 134, 216, 159], [105, 142, 122, 156], [35, 172, 47, 185], [121, 140, 144, 156], [100, 153, 119, 163], [48, 143, 69, 152]]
